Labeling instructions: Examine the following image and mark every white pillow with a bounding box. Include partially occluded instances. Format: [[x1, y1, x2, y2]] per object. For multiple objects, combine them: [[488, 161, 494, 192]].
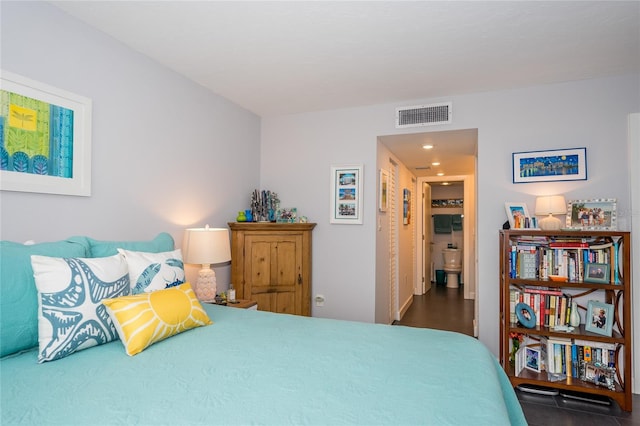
[[31, 254, 130, 363], [117, 248, 184, 294]]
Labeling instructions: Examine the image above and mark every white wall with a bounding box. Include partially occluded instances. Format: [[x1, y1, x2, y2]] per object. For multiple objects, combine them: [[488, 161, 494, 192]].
[[0, 2, 261, 288], [262, 74, 640, 355]]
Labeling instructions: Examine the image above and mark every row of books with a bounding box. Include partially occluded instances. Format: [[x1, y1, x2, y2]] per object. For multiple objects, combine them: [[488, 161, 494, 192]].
[[539, 337, 616, 379], [510, 288, 575, 328], [508, 239, 619, 283]]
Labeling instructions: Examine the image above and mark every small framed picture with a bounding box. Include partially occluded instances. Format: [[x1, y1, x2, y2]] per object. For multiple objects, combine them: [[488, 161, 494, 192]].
[[379, 169, 389, 212], [584, 263, 610, 284], [515, 302, 536, 329], [276, 207, 297, 223], [566, 198, 617, 231], [504, 202, 532, 229], [585, 300, 614, 337], [525, 347, 541, 373]]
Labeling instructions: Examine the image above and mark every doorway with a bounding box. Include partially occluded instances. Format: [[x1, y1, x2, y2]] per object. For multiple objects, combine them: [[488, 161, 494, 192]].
[[378, 128, 478, 335]]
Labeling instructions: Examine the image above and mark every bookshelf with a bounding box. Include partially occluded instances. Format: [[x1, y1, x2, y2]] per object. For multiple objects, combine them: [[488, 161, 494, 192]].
[[499, 229, 632, 411]]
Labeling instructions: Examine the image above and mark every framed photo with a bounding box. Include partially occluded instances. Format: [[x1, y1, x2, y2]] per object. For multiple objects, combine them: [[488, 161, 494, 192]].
[[585, 300, 614, 336], [379, 169, 389, 212], [584, 263, 610, 284], [566, 198, 617, 230], [276, 207, 297, 223], [504, 202, 532, 229], [330, 164, 363, 224], [525, 347, 541, 373], [1, 71, 92, 196], [515, 302, 536, 329], [512, 147, 587, 184], [403, 188, 411, 225]]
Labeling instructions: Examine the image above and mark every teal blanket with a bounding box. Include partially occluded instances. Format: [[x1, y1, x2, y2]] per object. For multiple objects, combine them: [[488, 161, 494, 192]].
[[1, 305, 526, 425]]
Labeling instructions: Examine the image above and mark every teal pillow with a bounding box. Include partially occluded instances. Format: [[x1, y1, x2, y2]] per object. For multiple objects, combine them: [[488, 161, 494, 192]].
[[0, 239, 90, 357], [78, 233, 175, 258]]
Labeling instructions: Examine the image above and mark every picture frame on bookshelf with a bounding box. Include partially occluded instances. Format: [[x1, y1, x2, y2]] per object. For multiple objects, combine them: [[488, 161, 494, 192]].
[[505, 202, 533, 229], [515, 302, 536, 329], [525, 347, 541, 372], [565, 198, 617, 231], [584, 263, 610, 284], [585, 300, 614, 336]]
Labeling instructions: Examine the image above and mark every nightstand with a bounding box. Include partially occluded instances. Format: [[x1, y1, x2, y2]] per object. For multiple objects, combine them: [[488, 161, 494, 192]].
[[207, 299, 258, 310], [226, 299, 258, 310]]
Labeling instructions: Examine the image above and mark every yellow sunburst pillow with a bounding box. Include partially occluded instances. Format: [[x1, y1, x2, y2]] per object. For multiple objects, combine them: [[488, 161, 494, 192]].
[[102, 282, 212, 356]]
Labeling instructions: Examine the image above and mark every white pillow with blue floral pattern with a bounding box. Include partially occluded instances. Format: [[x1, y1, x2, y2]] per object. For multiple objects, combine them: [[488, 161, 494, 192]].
[[31, 254, 130, 363], [117, 248, 184, 294]]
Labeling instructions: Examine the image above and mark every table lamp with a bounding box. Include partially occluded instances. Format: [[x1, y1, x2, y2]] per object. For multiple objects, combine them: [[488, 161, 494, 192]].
[[182, 225, 231, 302], [535, 195, 566, 230]]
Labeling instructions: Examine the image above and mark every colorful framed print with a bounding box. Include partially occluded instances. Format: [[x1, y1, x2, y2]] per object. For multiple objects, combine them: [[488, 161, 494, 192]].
[[330, 164, 363, 224], [403, 188, 411, 225], [379, 168, 389, 212], [566, 198, 617, 231], [585, 300, 614, 337], [0, 71, 92, 196], [512, 147, 587, 184]]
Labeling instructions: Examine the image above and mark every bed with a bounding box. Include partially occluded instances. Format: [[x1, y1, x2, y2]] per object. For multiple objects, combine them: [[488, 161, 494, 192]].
[[0, 234, 526, 425]]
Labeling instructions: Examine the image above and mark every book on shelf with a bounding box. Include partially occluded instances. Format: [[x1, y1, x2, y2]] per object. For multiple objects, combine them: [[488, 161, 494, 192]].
[[538, 337, 617, 379]]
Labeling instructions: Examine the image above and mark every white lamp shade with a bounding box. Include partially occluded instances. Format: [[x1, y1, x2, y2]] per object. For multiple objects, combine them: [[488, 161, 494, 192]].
[[535, 195, 567, 216], [182, 227, 231, 265]]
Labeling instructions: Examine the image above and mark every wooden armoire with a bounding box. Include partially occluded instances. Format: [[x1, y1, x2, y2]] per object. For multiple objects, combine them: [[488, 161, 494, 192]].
[[228, 222, 316, 316]]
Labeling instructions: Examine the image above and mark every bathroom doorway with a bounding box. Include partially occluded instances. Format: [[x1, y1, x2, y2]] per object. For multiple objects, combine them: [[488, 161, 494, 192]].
[[379, 128, 477, 335]]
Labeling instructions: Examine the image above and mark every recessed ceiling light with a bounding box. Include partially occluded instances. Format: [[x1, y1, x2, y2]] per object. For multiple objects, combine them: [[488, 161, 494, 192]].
[[422, 144, 434, 150], [432, 162, 440, 166], [442, 182, 450, 186], [437, 172, 444, 176]]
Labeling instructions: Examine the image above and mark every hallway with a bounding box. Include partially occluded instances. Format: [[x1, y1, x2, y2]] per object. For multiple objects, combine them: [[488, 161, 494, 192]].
[[393, 284, 474, 336]]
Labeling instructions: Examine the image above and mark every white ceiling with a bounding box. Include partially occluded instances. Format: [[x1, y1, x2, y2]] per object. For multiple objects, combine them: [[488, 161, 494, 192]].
[[49, 1, 640, 177]]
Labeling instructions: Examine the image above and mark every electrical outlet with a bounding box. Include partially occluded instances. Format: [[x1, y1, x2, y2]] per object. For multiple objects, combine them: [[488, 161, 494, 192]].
[[315, 295, 325, 307]]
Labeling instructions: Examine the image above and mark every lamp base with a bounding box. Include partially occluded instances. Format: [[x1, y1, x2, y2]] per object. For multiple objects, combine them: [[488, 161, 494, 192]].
[[194, 266, 217, 302], [539, 215, 562, 231]]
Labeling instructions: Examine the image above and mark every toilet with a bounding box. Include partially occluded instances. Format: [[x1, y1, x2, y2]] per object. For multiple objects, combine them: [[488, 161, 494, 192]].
[[442, 248, 462, 288]]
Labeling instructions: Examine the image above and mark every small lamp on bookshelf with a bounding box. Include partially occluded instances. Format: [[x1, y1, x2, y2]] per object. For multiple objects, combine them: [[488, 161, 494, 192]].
[[535, 195, 566, 230]]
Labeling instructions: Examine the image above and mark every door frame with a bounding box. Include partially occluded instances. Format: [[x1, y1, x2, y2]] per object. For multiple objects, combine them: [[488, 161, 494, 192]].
[[416, 174, 476, 301]]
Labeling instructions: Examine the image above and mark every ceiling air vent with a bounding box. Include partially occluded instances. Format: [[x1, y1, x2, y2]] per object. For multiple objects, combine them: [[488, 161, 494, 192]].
[[395, 102, 452, 128]]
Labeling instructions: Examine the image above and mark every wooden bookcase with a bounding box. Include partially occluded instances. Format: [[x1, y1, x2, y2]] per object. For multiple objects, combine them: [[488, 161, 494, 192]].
[[499, 230, 632, 411]]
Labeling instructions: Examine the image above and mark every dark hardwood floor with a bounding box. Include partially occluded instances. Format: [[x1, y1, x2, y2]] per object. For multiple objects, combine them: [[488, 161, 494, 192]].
[[393, 284, 639, 425]]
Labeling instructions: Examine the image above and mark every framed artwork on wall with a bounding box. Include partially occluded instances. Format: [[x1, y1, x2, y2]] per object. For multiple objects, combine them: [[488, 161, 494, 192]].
[[379, 169, 389, 212], [403, 188, 411, 225], [512, 147, 587, 184], [330, 164, 363, 224], [0, 71, 92, 196]]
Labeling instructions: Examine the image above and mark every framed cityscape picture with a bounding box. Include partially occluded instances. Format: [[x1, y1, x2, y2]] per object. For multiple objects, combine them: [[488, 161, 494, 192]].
[[512, 147, 587, 184]]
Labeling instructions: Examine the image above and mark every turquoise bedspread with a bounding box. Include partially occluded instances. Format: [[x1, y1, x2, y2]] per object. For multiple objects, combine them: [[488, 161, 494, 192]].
[[1, 304, 526, 425]]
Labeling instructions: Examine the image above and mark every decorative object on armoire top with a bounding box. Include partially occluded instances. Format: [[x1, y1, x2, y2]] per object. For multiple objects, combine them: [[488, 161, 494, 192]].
[[236, 211, 247, 222], [250, 189, 280, 222], [535, 195, 566, 230], [182, 225, 231, 302]]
